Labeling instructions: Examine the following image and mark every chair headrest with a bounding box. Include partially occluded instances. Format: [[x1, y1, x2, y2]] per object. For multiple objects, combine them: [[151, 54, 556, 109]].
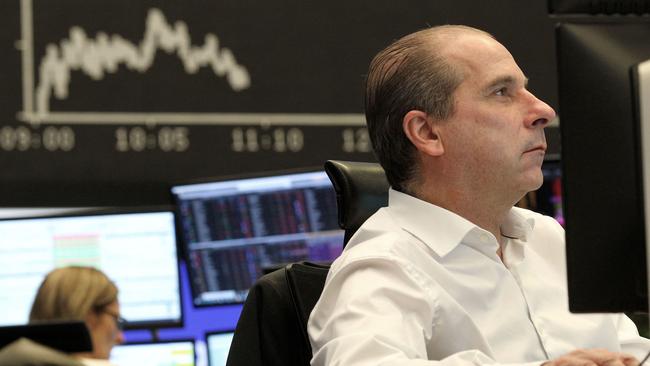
[[324, 160, 389, 244], [0, 321, 92, 354]]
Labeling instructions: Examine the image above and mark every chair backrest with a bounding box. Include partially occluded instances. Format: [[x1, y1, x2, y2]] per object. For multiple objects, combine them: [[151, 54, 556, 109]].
[[227, 160, 389, 366], [226, 262, 330, 366], [324, 160, 390, 245], [0, 321, 92, 353], [0, 338, 84, 366], [285, 262, 330, 347], [0, 321, 92, 366]]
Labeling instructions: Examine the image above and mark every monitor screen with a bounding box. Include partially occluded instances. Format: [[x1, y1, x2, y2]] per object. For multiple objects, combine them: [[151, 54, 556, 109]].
[[0, 208, 182, 328], [206, 331, 234, 366], [110, 339, 195, 366], [171, 169, 344, 306], [557, 21, 650, 312]]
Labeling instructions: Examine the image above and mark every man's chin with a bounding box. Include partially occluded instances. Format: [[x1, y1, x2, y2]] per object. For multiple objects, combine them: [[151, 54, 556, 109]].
[[521, 172, 544, 193]]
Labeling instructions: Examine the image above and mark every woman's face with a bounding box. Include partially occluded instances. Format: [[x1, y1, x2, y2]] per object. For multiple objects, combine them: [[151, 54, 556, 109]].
[[86, 301, 125, 359]]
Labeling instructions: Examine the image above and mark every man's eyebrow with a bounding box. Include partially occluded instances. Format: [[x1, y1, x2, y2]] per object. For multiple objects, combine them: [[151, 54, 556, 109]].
[[484, 75, 529, 90]]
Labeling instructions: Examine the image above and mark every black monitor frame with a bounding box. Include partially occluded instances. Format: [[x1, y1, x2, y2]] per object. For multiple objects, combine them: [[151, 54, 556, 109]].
[[0, 205, 184, 330], [557, 20, 650, 313], [204, 329, 235, 366], [549, 0, 650, 15], [170, 165, 343, 307]]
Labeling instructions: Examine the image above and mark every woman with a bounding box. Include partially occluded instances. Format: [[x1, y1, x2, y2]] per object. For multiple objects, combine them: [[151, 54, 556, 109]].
[[29, 266, 125, 364]]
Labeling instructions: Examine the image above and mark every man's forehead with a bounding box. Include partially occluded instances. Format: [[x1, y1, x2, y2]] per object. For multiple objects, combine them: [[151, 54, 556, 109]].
[[434, 30, 498, 54], [439, 37, 524, 83], [436, 39, 499, 75]]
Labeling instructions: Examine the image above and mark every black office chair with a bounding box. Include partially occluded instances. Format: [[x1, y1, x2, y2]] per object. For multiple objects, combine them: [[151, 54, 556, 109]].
[[226, 261, 329, 366], [324, 160, 390, 245], [0, 321, 92, 366], [226, 160, 388, 366]]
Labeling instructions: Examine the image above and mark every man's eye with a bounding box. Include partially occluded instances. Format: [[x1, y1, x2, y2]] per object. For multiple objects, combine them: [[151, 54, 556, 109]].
[[495, 88, 507, 96]]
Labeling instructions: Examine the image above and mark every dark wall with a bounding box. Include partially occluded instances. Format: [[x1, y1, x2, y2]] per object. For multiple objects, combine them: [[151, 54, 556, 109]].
[[0, 0, 559, 206]]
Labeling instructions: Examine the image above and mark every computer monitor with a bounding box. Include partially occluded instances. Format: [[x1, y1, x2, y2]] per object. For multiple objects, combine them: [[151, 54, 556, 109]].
[[557, 21, 650, 312], [206, 331, 235, 366], [171, 169, 344, 306], [0, 208, 183, 328], [110, 339, 195, 366]]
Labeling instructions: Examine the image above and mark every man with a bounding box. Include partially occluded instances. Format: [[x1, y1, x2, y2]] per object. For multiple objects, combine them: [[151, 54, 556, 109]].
[[308, 25, 650, 365]]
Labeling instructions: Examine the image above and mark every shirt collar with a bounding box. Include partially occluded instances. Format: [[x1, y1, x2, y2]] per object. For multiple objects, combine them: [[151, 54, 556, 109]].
[[386, 189, 535, 258], [501, 207, 535, 242]]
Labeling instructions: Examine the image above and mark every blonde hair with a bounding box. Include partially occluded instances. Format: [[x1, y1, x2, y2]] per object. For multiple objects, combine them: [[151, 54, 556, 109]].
[[29, 266, 118, 323]]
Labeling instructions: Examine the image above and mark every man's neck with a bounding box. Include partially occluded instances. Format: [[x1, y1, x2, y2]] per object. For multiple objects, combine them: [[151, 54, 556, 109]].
[[412, 184, 512, 248]]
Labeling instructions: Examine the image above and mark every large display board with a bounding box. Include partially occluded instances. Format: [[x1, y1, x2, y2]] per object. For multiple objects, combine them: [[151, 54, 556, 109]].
[[0, 0, 557, 206]]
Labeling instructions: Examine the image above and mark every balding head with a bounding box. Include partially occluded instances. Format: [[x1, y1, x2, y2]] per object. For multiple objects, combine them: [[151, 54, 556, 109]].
[[365, 25, 495, 193]]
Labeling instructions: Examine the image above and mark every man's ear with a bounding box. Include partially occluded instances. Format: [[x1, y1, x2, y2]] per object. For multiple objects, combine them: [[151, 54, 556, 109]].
[[402, 110, 444, 156]]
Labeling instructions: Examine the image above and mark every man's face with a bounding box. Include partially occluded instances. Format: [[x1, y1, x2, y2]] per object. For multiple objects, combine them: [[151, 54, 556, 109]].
[[437, 33, 556, 202]]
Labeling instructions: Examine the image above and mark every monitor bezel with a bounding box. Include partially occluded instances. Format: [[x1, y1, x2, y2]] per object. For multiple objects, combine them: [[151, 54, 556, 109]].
[[169, 165, 339, 308], [557, 21, 650, 313], [0, 205, 185, 330], [204, 329, 235, 366]]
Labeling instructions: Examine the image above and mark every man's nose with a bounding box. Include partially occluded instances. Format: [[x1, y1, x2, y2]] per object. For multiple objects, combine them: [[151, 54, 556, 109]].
[[525, 91, 556, 128]]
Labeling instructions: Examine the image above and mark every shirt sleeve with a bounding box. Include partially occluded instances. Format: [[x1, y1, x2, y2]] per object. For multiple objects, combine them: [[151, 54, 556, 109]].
[[307, 255, 547, 366], [614, 313, 650, 360]]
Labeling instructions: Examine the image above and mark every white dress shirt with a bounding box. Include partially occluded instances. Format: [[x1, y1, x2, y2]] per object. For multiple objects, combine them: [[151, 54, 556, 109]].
[[308, 189, 650, 365]]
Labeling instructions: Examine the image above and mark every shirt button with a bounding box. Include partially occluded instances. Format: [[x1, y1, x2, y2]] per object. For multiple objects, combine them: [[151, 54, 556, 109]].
[[479, 234, 489, 243]]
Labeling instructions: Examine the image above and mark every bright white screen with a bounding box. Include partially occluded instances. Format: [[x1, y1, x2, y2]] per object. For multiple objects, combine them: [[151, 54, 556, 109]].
[[0, 210, 181, 326], [207, 332, 234, 366], [110, 341, 195, 366]]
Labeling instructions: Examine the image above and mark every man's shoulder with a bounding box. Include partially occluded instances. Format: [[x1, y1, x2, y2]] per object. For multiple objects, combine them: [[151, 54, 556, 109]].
[[344, 208, 407, 254], [332, 207, 434, 275]]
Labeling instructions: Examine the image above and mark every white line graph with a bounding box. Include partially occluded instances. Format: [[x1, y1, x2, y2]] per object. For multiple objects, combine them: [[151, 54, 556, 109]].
[[35, 7, 250, 117], [17, 0, 365, 127]]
